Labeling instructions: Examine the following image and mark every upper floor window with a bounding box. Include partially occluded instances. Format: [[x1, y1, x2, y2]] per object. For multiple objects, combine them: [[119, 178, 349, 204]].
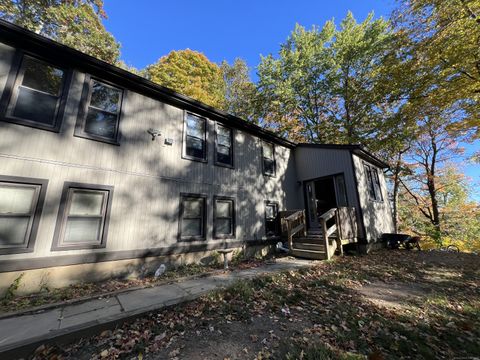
[[262, 141, 276, 176], [215, 123, 233, 167], [0, 175, 48, 255], [179, 194, 206, 240], [183, 112, 207, 161], [364, 164, 383, 202], [1, 54, 68, 131], [75, 76, 123, 144], [52, 183, 113, 250]]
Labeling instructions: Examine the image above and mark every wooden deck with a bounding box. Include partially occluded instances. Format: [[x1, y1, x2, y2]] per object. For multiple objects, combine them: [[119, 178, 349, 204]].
[[280, 207, 358, 260]]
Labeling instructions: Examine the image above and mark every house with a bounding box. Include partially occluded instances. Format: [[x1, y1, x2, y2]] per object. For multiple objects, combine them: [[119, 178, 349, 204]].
[[0, 20, 394, 294]]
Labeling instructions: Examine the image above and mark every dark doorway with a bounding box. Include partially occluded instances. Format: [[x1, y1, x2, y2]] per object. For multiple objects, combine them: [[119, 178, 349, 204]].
[[304, 174, 348, 230], [314, 178, 337, 217]]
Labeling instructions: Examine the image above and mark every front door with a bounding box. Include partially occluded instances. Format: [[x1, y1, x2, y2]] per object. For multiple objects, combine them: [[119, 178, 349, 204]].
[[305, 181, 320, 228]]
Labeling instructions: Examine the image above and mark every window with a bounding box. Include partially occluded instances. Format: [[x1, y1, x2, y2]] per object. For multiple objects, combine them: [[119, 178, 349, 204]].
[[183, 112, 207, 161], [179, 194, 206, 240], [265, 201, 279, 237], [372, 168, 384, 201], [262, 141, 276, 176], [1, 54, 68, 131], [75, 76, 123, 143], [214, 197, 235, 238], [364, 164, 383, 202], [52, 183, 113, 250], [215, 124, 233, 167], [0, 176, 48, 254]]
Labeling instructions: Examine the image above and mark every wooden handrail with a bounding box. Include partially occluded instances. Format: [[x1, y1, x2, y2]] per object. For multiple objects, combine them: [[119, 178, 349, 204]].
[[280, 209, 306, 251]]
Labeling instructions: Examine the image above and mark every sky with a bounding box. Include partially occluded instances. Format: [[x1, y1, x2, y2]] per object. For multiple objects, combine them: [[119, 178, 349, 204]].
[[102, 0, 479, 196]]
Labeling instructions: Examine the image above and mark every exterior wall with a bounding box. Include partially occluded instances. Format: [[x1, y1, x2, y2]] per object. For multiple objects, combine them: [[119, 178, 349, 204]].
[[0, 41, 299, 279], [294, 147, 364, 238], [351, 153, 394, 242]]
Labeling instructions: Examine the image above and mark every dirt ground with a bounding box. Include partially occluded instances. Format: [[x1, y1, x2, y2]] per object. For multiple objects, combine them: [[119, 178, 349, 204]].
[[34, 250, 480, 360]]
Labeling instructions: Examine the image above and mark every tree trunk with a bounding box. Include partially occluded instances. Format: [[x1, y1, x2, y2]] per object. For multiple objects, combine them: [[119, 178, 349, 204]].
[[392, 152, 402, 233], [426, 137, 442, 244]]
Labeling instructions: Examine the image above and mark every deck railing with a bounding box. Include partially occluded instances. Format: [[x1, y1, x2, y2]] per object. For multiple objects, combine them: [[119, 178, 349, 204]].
[[280, 210, 306, 251], [320, 207, 357, 259]]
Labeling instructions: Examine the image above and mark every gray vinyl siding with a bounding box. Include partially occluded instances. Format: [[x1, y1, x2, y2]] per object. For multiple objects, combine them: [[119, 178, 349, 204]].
[[352, 154, 394, 241], [294, 147, 363, 238], [0, 41, 299, 262]]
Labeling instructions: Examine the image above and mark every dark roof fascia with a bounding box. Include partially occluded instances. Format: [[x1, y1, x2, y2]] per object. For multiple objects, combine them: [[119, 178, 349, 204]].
[[296, 143, 389, 169], [0, 20, 295, 149], [352, 148, 389, 169]]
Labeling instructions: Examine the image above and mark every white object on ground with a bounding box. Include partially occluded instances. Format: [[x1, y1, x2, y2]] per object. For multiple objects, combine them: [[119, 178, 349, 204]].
[[154, 264, 166, 277], [276, 242, 289, 253]]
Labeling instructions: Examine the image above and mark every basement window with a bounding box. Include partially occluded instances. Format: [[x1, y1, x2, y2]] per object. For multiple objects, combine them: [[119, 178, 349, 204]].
[[179, 194, 206, 240], [52, 183, 113, 250], [0, 176, 48, 254], [214, 196, 235, 238], [265, 201, 279, 237]]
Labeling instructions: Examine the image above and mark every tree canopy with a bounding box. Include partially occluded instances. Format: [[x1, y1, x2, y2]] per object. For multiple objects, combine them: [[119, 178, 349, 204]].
[[256, 12, 399, 145], [0, 0, 120, 63], [146, 49, 226, 109]]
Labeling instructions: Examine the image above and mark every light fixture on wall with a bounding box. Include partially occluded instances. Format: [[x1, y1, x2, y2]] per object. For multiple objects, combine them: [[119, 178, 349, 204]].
[[147, 128, 161, 141]]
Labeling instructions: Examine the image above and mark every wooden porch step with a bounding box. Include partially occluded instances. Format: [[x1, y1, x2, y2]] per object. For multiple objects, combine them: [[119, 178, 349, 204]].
[[292, 242, 325, 252], [291, 248, 327, 260]]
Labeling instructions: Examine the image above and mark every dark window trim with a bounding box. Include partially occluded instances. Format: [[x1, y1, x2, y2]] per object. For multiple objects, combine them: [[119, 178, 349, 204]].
[[214, 122, 234, 169], [51, 182, 114, 251], [74, 74, 124, 145], [363, 162, 383, 203], [371, 166, 384, 202], [0, 50, 72, 133], [264, 200, 279, 237], [213, 195, 236, 239], [0, 175, 48, 255], [261, 141, 276, 177], [178, 193, 207, 241], [182, 111, 208, 163]]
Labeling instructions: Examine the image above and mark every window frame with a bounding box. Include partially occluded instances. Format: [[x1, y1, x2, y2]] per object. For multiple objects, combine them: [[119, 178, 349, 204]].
[[182, 111, 208, 162], [51, 182, 114, 251], [213, 196, 236, 239], [178, 193, 207, 241], [0, 50, 71, 132], [261, 141, 276, 177], [364, 163, 383, 202], [264, 200, 279, 237], [371, 167, 384, 202], [0, 175, 48, 255], [214, 122, 234, 168], [74, 74, 124, 145]]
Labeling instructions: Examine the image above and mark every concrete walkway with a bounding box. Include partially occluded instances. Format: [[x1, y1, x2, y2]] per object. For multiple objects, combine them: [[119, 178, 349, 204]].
[[0, 258, 316, 359]]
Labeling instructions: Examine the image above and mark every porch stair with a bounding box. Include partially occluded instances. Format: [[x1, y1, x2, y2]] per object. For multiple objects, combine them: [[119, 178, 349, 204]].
[[289, 229, 333, 260], [280, 208, 356, 261]]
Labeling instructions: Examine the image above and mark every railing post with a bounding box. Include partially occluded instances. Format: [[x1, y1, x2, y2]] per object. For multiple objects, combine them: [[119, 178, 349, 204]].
[[321, 217, 331, 260], [302, 210, 307, 236]]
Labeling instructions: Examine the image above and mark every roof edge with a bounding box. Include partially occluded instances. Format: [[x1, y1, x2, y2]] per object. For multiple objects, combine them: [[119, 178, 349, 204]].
[[0, 19, 296, 148], [297, 143, 389, 169]]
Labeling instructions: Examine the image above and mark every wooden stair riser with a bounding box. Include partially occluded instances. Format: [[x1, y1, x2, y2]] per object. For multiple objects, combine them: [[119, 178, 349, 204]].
[[291, 249, 327, 260], [293, 243, 326, 252]]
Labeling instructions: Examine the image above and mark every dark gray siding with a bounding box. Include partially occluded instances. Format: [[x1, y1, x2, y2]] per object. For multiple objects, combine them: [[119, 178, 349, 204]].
[[0, 42, 299, 263]]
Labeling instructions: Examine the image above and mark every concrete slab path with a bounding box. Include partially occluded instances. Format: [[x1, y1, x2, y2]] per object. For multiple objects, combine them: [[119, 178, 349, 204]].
[[0, 257, 316, 359]]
